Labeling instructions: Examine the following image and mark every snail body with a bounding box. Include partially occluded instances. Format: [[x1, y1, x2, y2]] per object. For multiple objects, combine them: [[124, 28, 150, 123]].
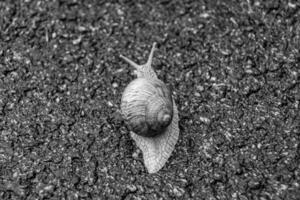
[[120, 43, 179, 173]]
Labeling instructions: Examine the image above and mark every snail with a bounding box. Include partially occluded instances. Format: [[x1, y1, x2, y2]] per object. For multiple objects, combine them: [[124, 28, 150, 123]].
[[120, 43, 179, 173]]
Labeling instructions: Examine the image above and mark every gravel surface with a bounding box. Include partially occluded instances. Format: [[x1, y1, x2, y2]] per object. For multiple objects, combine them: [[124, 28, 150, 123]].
[[0, 0, 300, 199]]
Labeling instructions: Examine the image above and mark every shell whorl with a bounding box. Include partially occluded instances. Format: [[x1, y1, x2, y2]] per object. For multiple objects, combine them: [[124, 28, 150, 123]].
[[121, 78, 173, 137]]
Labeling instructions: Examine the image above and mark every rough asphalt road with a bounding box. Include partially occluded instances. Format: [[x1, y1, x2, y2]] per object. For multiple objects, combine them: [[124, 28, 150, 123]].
[[0, 0, 299, 199]]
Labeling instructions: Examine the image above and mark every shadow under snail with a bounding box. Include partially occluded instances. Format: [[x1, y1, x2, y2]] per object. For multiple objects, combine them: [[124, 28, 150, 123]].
[[120, 43, 179, 173]]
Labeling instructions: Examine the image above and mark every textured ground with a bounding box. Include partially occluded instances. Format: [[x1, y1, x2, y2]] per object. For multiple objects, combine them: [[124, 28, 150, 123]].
[[0, 0, 300, 199]]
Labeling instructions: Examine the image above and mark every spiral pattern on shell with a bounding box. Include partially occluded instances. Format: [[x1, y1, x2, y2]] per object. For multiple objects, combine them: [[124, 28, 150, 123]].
[[121, 78, 173, 137]]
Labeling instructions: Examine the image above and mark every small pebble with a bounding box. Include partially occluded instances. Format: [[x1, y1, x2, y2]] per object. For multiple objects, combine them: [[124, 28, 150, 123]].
[[200, 13, 210, 18], [73, 36, 82, 45], [112, 82, 118, 88], [199, 116, 210, 124], [194, 92, 201, 97], [132, 150, 140, 159], [248, 179, 261, 189], [126, 184, 137, 192], [197, 85, 204, 91], [172, 186, 185, 197], [107, 101, 113, 107]]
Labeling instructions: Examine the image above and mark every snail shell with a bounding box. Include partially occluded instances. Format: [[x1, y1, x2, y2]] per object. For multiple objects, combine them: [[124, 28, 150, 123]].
[[120, 43, 179, 173], [121, 78, 173, 137]]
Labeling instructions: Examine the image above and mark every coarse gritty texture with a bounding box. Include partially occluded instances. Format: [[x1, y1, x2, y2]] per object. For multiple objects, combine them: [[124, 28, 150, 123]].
[[0, 0, 299, 199]]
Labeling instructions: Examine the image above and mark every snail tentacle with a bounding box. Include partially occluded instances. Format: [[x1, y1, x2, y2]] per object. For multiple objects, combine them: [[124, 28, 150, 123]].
[[146, 42, 156, 68], [119, 54, 140, 69], [120, 43, 158, 79]]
